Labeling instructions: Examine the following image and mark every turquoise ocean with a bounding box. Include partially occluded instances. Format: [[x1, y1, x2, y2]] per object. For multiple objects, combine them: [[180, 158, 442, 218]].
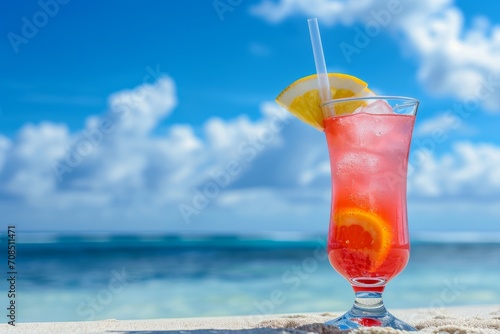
[[4, 233, 500, 323]]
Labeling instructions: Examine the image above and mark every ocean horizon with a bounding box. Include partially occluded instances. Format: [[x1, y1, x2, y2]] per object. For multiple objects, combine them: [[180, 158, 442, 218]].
[[11, 230, 500, 245], [4, 232, 500, 323]]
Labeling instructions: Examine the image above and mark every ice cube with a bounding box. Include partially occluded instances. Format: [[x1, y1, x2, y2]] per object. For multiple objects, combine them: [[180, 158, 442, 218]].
[[393, 102, 415, 115], [353, 100, 393, 115]]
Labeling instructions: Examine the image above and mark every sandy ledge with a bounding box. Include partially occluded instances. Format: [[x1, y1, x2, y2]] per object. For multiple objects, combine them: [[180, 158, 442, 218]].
[[2, 305, 500, 334]]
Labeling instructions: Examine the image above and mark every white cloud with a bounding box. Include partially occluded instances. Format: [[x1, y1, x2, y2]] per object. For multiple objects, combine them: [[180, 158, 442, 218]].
[[251, 0, 500, 111], [1, 123, 70, 202], [0, 77, 306, 227], [409, 142, 500, 199], [250, 0, 448, 27], [250, 0, 376, 25], [106, 77, 177, 136], [415, 112, 474, 137], [403, 7, 500, 110], [0, 78, 180, 209]]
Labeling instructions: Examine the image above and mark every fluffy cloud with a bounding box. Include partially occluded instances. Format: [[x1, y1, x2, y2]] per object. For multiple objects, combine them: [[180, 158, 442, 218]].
[[414, 112, 474, 137], [250, 0, 376, 25], [251, 0, 500, 111], [0, 78, 313, 228], [402, 4, 500, 110], [0, 123, 70, 203], [409, 142, 500, 199]]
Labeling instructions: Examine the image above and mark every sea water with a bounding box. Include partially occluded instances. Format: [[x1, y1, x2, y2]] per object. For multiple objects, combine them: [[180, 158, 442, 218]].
[[6, 233, 500, 323]]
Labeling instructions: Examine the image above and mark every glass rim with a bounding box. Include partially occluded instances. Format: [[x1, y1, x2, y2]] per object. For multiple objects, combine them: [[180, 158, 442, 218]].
[[320, 95, 419, 107]]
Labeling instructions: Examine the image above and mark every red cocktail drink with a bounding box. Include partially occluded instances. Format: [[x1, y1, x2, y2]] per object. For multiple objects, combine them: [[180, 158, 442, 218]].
[[322, 97, 418, 330], [325, 112, 414, 291]]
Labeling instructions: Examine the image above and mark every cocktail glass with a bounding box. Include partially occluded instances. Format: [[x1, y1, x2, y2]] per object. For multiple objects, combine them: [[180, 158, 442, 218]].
[[322, 96, 418, 330]]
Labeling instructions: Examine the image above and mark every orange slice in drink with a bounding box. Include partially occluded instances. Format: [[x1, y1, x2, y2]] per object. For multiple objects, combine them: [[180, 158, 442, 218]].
[[276, 73, 374, 131], [333, 208, 392, 271]]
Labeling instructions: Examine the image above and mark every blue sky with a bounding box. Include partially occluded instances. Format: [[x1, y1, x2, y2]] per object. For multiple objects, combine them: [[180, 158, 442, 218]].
[[1, 0, 500, 235]]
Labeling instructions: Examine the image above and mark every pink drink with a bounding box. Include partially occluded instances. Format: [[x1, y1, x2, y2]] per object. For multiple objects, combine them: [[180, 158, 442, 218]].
[[324, 111, 415, 291]]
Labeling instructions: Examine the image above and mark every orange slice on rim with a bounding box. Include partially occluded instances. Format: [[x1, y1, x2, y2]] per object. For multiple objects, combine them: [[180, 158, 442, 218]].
[[333, 208, 392, 271], [276, 73, 374, 131]]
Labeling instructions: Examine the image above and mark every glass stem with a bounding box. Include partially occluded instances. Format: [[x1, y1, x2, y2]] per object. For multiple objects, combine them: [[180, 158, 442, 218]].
[[326, 290, 416, 330], [351, 292, 387, 317]]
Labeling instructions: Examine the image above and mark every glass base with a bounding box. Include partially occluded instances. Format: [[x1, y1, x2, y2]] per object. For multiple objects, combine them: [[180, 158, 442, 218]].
[[325, 292, 416, 331]]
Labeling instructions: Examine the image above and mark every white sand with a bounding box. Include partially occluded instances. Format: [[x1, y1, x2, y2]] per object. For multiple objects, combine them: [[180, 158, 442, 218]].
[[2, 305, 500, 334]]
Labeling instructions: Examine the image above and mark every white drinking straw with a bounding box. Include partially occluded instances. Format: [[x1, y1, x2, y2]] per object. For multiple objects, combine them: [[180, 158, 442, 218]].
[[307, 18, 332, 118]]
